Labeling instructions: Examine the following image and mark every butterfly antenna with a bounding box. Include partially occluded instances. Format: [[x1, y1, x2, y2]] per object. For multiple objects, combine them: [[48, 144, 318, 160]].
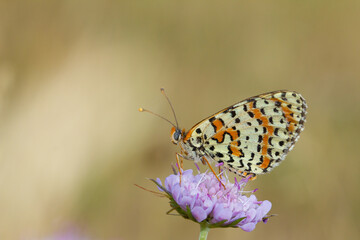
[[160, 88, 179, 128], [138, 108, 176, 128]]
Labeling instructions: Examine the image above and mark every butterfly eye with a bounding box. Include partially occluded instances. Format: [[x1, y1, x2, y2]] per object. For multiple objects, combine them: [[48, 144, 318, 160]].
[[171, 128, 182, 144]]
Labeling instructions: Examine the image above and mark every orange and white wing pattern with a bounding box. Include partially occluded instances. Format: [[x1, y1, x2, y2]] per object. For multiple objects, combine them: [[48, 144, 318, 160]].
[[183, 90, 307, 177]]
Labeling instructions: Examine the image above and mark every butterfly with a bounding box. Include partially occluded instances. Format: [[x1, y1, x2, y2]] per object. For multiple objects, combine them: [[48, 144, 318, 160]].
[[140, 89, 307, 181]]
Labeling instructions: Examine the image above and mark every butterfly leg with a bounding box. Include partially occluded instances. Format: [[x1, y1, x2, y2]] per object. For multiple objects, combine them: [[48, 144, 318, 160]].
[[202, 157, 226, 189], [175, 153, 184, 185]]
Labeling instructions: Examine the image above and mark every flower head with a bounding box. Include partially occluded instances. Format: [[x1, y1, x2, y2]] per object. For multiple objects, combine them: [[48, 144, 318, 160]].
[[25, 226, 91, 240], [153, 169, 272, 232]]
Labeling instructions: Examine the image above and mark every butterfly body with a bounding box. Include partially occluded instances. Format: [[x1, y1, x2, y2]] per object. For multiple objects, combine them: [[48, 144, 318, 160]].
[[171, 90, 307, 178]]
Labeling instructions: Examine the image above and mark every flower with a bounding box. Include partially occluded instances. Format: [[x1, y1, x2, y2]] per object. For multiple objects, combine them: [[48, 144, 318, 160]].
[[25, 227, 91, 240], [153, 169, 272, 232]]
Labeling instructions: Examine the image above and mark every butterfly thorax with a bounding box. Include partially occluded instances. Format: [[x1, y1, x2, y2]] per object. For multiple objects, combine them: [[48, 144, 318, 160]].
[[170, 126, 206, 163]]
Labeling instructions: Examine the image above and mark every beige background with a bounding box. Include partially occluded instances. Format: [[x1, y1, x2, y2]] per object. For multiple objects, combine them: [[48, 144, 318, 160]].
[[0, 1, 359, 239]]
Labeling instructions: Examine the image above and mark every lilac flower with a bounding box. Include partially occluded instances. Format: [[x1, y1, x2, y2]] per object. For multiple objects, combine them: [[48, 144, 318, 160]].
[[153, 169, 272, 232], [25, 227, 91, 240]]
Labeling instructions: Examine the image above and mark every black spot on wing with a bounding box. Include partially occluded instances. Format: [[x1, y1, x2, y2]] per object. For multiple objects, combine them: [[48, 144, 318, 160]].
[[227, 156, 235, 163], [243, 105, 248, 112], [269, 117, 274, 124], [216, 152, 224, 158], [249, 152, 255, 161], [253, 100, 257, 108], [268, 137, 274, 146], [274, 128, 279, 136], [238, 159, 244, 168], [257, 144, 261, 152], [256, 155, 264, 165], [245, 162, 252, 172]]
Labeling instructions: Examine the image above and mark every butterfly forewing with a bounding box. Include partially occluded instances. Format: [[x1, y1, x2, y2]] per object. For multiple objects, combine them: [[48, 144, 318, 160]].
[[185, 90, 307, 176]]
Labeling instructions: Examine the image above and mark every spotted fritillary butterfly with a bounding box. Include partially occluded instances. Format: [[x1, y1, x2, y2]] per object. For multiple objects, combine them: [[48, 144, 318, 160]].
[[141, 90, 307, 179]]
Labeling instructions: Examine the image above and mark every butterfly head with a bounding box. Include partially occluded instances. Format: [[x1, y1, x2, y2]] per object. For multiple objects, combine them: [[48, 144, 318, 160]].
[[170, 127, 185, 145]]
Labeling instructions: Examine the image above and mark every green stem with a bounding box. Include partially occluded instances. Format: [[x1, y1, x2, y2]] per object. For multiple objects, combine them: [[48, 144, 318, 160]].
[[199, 222, 210, 240]]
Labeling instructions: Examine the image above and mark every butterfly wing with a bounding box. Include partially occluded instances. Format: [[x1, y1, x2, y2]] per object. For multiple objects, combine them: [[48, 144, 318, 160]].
[[185, 90, 307, 176]]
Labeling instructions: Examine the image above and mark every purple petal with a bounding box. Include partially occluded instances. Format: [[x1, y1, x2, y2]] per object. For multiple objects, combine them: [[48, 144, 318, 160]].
[[171, 185, 182, 202], [249, 194, 257, 202], [192, 206, 207, 222], [203, 199, 215, 215], [178, 196, 194, 210], [245, 209, 256, 222], [164, 175, 178, 190], [255, 200, 272, 221], [155, 178, 163, 191], [182, 169, 193, 176], [240, 222, 256, 232], [212, 205, 232, 223]]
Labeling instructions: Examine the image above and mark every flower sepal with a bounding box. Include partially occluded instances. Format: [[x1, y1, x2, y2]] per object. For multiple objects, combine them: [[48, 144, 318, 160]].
[[209, 217, 246, 229]]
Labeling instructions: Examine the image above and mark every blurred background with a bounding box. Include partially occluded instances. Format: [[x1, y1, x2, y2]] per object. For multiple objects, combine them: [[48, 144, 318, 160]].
[[0, 1, 359, 239]]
